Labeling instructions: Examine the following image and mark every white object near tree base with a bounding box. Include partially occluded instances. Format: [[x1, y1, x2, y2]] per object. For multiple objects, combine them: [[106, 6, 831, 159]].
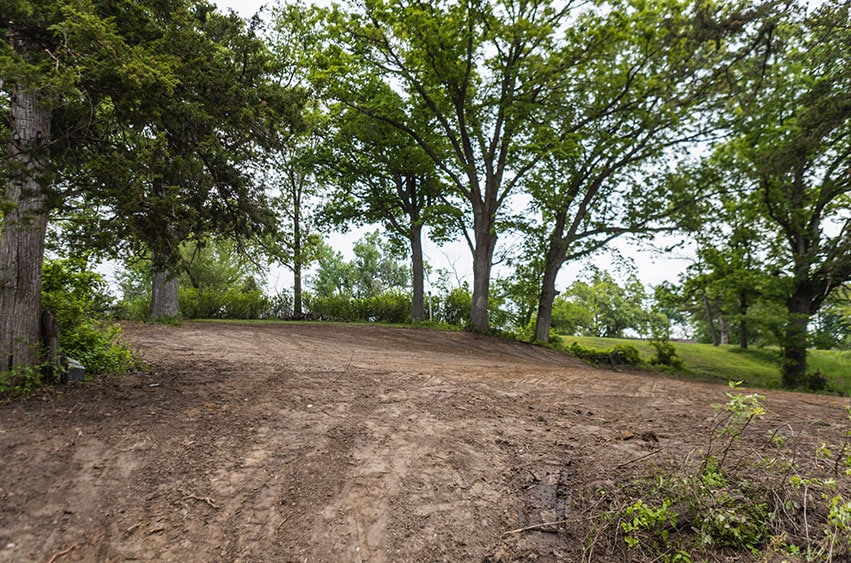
[[65, 357, 86, 382]]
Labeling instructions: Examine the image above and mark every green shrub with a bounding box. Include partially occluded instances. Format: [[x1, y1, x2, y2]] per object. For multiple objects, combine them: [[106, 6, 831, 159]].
[[650, 339, 685, 369], [569, 341, 642, 366], [0, 366, 43, 399], [439, 287, 472, 326], [305, 291, 412, 323], [41, 258, 137, 376]]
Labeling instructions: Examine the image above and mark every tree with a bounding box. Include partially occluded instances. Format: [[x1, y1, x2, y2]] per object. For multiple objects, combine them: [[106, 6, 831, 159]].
[[262, 2, 326, 317], [527, 0, 786, 343], [261, 108, 324, 317], [317, 0, 573, 332], [76, 5, 303, 320], [320, 105, 449, 321], [0, 0, 175, 370], [712, 0, 851, 386], [551, 268, 650, 338], [310, 232, 409, 299]]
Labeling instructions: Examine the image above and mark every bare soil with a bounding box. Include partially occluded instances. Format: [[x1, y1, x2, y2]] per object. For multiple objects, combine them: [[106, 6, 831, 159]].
[[1, 322, 848, 562]]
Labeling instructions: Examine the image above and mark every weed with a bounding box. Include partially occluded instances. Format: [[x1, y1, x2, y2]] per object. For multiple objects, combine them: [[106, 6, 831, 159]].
[[578, 382, 851, 560], [0, 365, 43, 400]]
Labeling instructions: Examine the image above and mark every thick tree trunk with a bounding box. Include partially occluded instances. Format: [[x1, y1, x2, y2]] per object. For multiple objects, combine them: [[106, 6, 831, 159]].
[[410, 224, 426, 322], [470, 218, 497, 332], [0, 81, 51, 371], [534, 244, 564, 343], [782, 291, 812, 388], [720, 318, 730, 345], [150, 249, 180, 319]]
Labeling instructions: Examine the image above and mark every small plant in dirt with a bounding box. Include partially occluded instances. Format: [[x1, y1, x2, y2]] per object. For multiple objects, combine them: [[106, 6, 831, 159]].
[[0, 365, 44, 400], [579, 383, 851, 561]]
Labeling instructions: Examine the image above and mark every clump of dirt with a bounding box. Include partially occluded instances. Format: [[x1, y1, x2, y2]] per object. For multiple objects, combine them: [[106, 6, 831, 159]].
[[1, 322, 848, 561]]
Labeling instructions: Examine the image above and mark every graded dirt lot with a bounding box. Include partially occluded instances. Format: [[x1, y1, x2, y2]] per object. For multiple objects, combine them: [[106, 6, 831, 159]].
[[1, 322, 849, 562]]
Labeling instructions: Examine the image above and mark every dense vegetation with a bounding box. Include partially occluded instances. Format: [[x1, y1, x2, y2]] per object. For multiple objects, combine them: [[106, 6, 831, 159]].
[[1, 0, 849, 394]]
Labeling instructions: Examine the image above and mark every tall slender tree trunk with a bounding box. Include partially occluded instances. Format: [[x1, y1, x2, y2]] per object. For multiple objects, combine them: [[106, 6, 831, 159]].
[[293, 262, 303, 317], [150, 249, 180, 319], [410, 222, 425, 322], [738, 293, 749, 349], [702, 293, 720, 346], [292, 200, 303, 316], [782, 290, 813, 388], [0, 80, 52, 371]]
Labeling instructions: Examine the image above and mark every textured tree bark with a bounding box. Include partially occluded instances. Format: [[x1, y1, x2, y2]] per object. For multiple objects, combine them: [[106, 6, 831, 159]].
[[534, 245, 564, 343], [292, 199, 303, 317], [410, 223, 425, 322], [0, 79, 51, 371], [150, 249, 180, 320], [719, 318, 730, 345], [470, 218, 497, 333], [782, 291, 813, 388]]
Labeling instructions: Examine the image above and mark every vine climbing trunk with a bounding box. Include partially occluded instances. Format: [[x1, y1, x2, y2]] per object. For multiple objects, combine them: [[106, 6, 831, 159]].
[[0, 76, 52, 371]]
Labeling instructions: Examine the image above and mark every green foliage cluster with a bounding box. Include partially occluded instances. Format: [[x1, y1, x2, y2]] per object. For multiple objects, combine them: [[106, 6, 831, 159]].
[[41, 259, 136, 375], [305, 291, 412, 324], [311, 233, 410, 300], [568, 341, 642, 367], [0, 366, 42, 400], [2, 259, 136, 399], [551, 268, 652, 339], [649, 339, 685, 370], [582, 384, 851, 560], [178, 286, 270, 320]]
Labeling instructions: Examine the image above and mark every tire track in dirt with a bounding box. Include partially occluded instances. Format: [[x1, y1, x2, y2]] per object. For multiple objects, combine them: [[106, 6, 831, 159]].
[[2, 322, 850, 562]]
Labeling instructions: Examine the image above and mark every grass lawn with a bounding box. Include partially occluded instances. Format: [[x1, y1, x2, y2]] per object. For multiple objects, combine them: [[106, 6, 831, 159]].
[[558, 334, 851, 395]]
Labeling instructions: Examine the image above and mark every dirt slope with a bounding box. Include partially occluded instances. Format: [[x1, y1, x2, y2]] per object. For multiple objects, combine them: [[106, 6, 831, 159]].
[[1, 322, 848, 562]]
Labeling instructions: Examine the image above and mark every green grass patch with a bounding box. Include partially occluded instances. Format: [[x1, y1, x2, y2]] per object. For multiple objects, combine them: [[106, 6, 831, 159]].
[[560, 335, 850, 394]]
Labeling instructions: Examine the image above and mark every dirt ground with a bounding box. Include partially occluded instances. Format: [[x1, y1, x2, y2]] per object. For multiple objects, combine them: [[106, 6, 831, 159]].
[[1, 322, 849, 562]]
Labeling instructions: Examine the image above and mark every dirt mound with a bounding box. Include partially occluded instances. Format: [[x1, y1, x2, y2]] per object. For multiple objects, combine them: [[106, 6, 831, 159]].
[[1, 322, 848, 561]]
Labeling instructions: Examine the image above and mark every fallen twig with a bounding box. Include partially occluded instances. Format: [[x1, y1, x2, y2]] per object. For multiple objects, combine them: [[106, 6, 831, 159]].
[[179, 488, 220, 509], [502, 519, 572, 535], [47, 544, 77, 563], [614, 449, 662, 469]]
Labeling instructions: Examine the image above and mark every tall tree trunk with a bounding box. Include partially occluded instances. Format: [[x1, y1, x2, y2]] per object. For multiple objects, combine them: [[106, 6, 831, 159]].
[[150, 249, 180, 319], [738, 293, 749, 349], [782, 290, 812, 388], [0, 80, 51, 371], [470, 214, 497, 332], [534, 243, 564, 343], [702, 293, 720, 346], [292, 202, 303, 317], [410, 222, 425, 322], [720, 317, 730, 345], [293, 262, 303, 317]]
